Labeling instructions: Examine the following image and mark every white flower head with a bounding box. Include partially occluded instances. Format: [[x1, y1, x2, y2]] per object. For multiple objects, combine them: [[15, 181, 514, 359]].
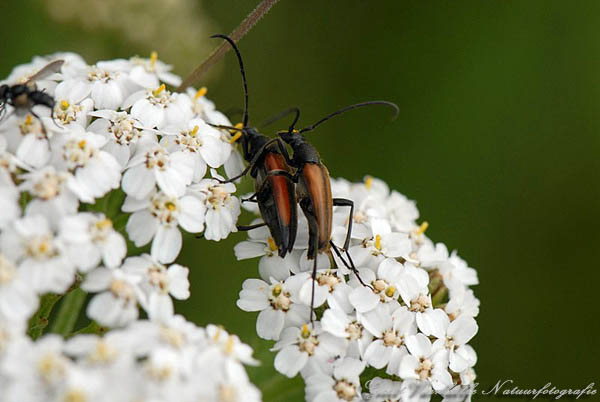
[[0, 168, 20, 229], [125, 84, 193, 129], [189, 170, 240, 241], [129, 52, 182, 88], [348, 218, 412, 270], [87, 109, 155, 168], [399, 333, 453, 393], [160, 118, 233, 181], [1, 113, 51, 169], [122, 141, 195, 199], [82, 267, 142, 327], [44, 79, 94, 129], [122, 254, 190, 321], [19, 166, 79, 228], [0, 253, 38, 322], [60, 212, 127, 272], [123, 189, 205, 264], [237, 278, 309, 341], [52, 126, 121, 203], [234, 222, 297, 282], [0, 214, 75, 293], [272, 323, 348, 378], [305, 357, 365, 402], [62, 60, 137, 110]]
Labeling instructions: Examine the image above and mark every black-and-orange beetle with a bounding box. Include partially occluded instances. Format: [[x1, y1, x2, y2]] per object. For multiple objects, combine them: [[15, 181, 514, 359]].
[[208, 35, 398, 322], [275, 102, 398, 319], [208, 35, 298, 258]]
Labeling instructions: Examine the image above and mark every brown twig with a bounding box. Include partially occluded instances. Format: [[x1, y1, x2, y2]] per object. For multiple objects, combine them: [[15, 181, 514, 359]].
[[176, 0, 281, 92]]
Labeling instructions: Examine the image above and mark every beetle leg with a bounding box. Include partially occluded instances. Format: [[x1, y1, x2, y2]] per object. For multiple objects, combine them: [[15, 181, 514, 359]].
[[275, 136, 295, 166], [50, 107, 62, 129], [242, 169, 297, 203], [310, 252, 318, 325], [332, 198, 354, 251], [198, 221, 267, 238], [28, 109, 50, 141], [217, 138, 283, 184], [329, 240, 373, 290], [237, 222, 267, 231], [0, 108, 14, 123], [302, 198, 320, 325]]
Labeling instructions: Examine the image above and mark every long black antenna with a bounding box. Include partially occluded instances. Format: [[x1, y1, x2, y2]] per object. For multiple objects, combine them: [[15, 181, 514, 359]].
[[211, 34, 250, 127], [260, 107, 300, 129], [297, 101, 399, 134]]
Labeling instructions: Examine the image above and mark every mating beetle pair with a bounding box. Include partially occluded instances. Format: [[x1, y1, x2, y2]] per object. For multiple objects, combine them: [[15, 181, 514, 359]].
[[209, 35, 398, 322]]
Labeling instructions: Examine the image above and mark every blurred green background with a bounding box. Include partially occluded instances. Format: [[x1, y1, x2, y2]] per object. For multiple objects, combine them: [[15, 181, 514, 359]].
[[2, 0, 599, 400]]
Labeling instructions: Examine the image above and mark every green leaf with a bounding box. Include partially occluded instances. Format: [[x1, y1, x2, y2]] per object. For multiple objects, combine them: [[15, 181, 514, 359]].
[[50, 287, 87, 337], [28, 293, 62, 340]]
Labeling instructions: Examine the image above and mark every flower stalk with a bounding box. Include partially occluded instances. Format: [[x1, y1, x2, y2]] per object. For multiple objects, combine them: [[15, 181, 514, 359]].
[[176, 0, 281, 91], [50, 287, 87, 336]]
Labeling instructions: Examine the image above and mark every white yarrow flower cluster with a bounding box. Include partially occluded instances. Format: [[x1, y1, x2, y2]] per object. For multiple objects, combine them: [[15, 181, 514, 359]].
[[0, 53, 258, 401], [235, 176, 480, 401]]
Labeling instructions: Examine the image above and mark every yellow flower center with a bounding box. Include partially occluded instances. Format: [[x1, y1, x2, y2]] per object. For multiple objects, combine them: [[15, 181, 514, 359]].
[[64, 389, 86, 402], [212, 326, 223, 342], [195, 86, 207, 99], [88, 340, 116, 363], [301, 324, 311, 339], [334, 380, 357, 401], [225, 335, 235, 355], [160, 327, 185, 348], [95, 218, 112, 231], [150, 51, 158, 68], [152, 83, 166, 97], [267, 237, 278, 252], [218, 384, 237, 402], [416, 221, 429, 235]]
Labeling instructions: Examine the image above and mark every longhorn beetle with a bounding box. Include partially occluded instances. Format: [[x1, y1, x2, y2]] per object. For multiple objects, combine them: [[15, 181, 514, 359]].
[[274, 102, 399, 321], [208, 36, 398, 322], [206, 35, 298, 258]]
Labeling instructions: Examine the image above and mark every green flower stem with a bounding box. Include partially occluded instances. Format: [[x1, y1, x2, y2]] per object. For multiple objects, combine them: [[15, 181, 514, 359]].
[[50, 287, 87, 337], [176, 0, 281, 91], [431, 284, 448, 307], [27, 293, 62, 340]]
